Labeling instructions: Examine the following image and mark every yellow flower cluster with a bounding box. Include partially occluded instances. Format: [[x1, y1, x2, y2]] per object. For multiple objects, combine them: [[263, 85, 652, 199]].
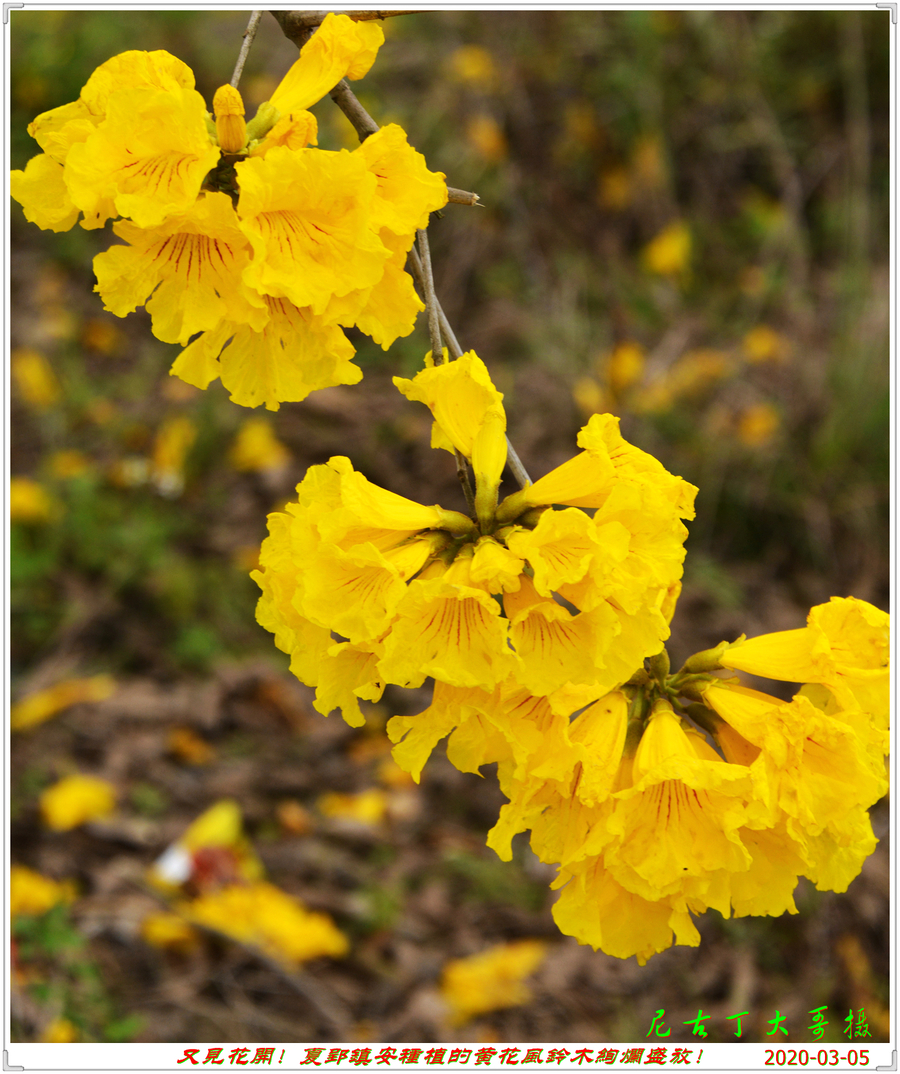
[[11, 15, 448, 410], [253, 351, 888, 963], [253, 353, 697, 752], [486, 597, 889, 964]]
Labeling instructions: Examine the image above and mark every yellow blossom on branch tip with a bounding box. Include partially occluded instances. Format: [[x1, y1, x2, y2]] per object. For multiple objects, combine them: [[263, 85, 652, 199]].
[[268, 14, 384, 116], [356, 125, 447, 236], [172, 297, 361, 411], [64, 85, 221, 230], [719, 596, 890, 726], [39, 775, 116, 831], [236, 147, 387, 315], [9, 154, 81, 232]]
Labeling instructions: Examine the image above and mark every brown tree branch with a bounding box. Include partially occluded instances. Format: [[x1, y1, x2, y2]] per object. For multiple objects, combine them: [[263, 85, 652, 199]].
[[416, 227, 477, 513], [272, 11, 531, 490], [272, 9, 425, 44]]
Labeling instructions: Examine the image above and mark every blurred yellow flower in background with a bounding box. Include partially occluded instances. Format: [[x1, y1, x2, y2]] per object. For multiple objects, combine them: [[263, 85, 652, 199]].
[[167, 727, 215, 766], [10, 476, 57, 524], [12, 346, 61, 408], [571, 376, 610, 419], [667, 349, 730, 395], [742, 324, 791, 364], [276, 799, 314, 836], [84, 398, 118, 425], [467, 114, 507, 163], [448, 45, 497, 89], [440, 940, 547, 1026], [10, 864, 77, 917], [149, 799, 264, 892], [737, 402, 780, 447], [139, 910, 202, 953], [107, 456, 150, 489], [554, 100, 600, 163], [605, 340, 645, 395], [40, 1017, 80, 1043], [741, 188, 786, 236], [632, 349, 730, 415], [597, 165, 632, 211], [632, 134, 665, 188], [150, 415, 197, 497], [229, 417, 290, 473], [182, 881, 349, 966], [48, 450, 92, 479], [11, 674, 116, 732], [39, 774, 117, 831], [82, 316, 126, 355], [642, 220, 690, 276], [376, 757, 417, 789], [317, 788, 388, 826]]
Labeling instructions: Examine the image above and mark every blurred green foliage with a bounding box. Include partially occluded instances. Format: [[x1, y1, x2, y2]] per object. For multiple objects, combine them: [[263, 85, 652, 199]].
[[13, 904, 144, 1042]]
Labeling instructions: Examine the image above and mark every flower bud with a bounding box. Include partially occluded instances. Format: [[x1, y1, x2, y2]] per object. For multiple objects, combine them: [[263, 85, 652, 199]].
[[245, 101, 281, 142], [647, 648, 670, 684], [213, 84, 247, 154], [680, 639, 731, 674]]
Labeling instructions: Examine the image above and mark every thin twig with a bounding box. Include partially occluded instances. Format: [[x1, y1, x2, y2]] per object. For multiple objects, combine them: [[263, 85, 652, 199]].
[[447, 187, 481, 206], [415, 228, 444, 365], [330, 77, 380, 141], [408, 247, 532, 490], [502, 436, 532, 490], [231, 11, 263, 89], [417, 228, 477, 513]]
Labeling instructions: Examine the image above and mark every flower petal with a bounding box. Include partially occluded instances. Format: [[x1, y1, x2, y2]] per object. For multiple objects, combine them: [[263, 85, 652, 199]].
[[94, 193, 268, 345], [269, 13, 384, 114], [237, 147, 389, 314]]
